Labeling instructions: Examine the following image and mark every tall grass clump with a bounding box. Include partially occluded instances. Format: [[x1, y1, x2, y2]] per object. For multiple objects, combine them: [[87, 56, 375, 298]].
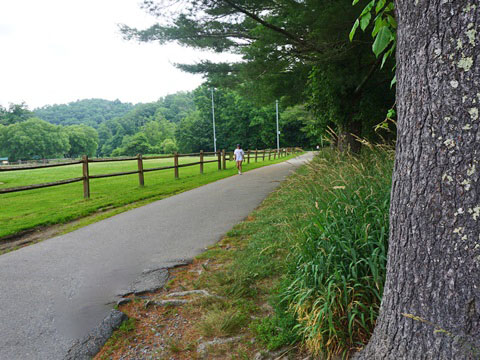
[[199, 147, 393, 358], [281, 147, 393, 358]]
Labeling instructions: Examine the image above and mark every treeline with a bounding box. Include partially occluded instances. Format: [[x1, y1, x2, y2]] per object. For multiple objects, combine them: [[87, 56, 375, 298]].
[[34, 99, 136, 128], [1, 0, 398, 162], [0, 88, 318, 162], [122, 0, 397, 152]]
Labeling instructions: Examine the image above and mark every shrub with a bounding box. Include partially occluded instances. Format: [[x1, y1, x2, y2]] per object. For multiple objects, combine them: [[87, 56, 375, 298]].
[[280, 147, 392, 358]]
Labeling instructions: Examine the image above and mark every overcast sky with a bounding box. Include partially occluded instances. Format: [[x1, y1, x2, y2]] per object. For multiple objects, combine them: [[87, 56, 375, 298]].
[[0, 0, 233, 109]]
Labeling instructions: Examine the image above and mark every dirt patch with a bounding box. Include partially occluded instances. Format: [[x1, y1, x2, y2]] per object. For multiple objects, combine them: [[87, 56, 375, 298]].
[[0, 223, 73, 253], [94, 247, 309, 360]]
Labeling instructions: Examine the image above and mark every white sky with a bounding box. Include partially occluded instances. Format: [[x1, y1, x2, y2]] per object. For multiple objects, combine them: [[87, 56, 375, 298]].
[[0, 0, 235, 109]]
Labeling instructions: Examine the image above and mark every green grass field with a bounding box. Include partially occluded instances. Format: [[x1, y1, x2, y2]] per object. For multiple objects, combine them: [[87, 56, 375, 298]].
[[0, 153, 298, 239]]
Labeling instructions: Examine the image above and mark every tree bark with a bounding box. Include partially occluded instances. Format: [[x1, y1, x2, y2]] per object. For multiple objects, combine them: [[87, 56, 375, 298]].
[[338, 120, 362, 154], [355, 1, 480, 359]]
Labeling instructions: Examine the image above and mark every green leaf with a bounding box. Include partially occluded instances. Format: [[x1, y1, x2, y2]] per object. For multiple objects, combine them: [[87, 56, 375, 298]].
[[352, 0, 361, 5], [390, 75, 397, 88], [372, 17, 386, 37], [360, 12, 372, 31], [380, 44, 395, 68], [360, 0, 375, 16], [349, 19, 360, 42], [381, 51, 389, 68], [387, 108, 396, 118], [386, 14, 397, 29], [372, 26, 393, 57], [385, 2, 395, 11], [375, 0, 387, 14]]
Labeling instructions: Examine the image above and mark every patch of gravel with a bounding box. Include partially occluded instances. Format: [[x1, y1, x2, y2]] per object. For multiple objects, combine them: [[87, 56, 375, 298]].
[[197, 336, 243, 357]]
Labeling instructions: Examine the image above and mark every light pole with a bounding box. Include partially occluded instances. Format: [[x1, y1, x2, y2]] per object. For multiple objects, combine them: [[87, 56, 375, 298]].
[[275, 100, 280, 151], [211, 88, 217, 153]]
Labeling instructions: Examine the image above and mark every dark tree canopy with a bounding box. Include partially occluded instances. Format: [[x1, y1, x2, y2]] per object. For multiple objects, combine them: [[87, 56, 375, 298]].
[[122, 0, 395, 148]]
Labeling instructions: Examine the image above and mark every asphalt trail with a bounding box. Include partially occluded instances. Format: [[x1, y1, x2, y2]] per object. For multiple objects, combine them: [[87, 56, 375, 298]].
[[0, 152, 313, 360]]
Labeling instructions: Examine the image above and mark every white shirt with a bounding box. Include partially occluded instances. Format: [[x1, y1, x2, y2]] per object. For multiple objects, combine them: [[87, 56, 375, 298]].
[[234, 148, 244, 161]]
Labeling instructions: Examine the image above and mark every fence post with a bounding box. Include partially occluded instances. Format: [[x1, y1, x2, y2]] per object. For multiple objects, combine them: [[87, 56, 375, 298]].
[[255, 149, 258, 162], [268, 150, 271, 161], [247, 150, 250, 164], [137, 154, 144, 187], [82, 155, 90, 199], [174, 152, 179, 179], [222, 149, 226, 170], [262, 149, 266, 161], [217, 150, 221, 170], [200, 150, 204, 174]]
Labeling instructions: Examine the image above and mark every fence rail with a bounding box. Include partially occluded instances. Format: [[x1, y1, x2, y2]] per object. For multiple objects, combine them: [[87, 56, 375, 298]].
[[0, 147, 302, 198], [0, 160, 83, 172]]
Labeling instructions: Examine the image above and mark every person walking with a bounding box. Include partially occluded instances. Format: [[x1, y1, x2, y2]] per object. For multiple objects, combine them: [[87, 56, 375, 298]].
[[234, 144, 245, 175]]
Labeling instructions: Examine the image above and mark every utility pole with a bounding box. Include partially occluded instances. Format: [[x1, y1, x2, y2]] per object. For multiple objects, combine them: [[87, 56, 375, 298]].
[[276, 100, 280, 151], [211, 88, 217, 153]]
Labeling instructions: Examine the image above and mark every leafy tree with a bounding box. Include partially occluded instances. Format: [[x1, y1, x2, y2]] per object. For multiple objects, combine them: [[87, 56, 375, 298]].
[[350, 0, 396, 69], [1, 118, 70, 161], [0, 125, 7, 157], [280, 105, 318, 148], [156, 92, 195, 123], [122, 0, 395, 149], [63, 125, 99, 158], [0, 103, 33, 125], [175, 111, 211, 153], [96, 122, 114, 156], [307, 61, 393, 150], [174, 85, 315, 153], [112, 133, 152, 156], [99, 119, 127, 156], [356, 1, 480, 358], [160, 138, 177, 154], [142, 118, 176, 152], [97, 103, 156, 156], [34, 99, 136, 128]]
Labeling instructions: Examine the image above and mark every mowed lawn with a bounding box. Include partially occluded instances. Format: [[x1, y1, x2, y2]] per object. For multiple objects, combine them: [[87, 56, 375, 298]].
[[0, 153, 298, 238]]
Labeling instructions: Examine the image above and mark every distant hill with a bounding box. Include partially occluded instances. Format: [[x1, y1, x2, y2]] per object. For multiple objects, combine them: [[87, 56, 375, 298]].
[[34, 99, 137, 128], [155, 92, 195, 124]]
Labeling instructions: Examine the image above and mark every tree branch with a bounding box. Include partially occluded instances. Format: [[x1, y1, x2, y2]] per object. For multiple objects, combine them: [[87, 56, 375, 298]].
[[219, 0, 318, 52], [354, 57, 382, 95]]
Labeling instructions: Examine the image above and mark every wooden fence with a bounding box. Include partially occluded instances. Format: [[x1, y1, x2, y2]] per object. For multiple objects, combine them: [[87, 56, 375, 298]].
[[0, 148, 302, 199]]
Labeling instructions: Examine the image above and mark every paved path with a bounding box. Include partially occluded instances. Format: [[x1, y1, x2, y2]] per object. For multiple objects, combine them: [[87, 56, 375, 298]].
[[0, 152, 313, 360]]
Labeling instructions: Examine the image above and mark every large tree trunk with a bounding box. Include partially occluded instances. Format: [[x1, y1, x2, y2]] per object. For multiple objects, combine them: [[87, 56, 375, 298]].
[[338, 92, 363, 153], [338, 120, 362, 153], [355, 1, 480, 359]]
